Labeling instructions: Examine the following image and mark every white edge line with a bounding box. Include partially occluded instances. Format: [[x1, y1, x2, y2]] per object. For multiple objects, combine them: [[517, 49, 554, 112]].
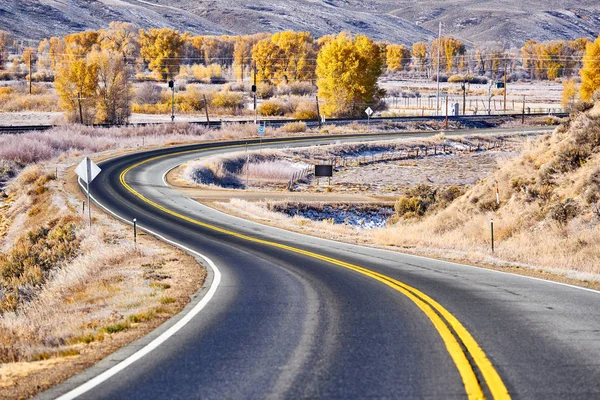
[[163, 144, 600, 297], [57, 179, 222, 400]]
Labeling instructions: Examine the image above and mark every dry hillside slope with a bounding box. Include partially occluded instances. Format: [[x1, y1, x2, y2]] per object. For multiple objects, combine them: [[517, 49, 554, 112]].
[[376, 100, 600, 278], [3, 0, 600, 46]]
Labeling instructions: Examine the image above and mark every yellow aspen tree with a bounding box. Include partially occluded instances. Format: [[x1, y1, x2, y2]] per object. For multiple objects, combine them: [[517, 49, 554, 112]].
[[521, 40, 538, 78], [561, 79, 578, 111], [580, 36, 600, 101], [89, 50, 132, 124], [139, 28, 186, 81], [54, 56, 99, 123], [0, 30, 11, 69], [386, 44, 411, 71], [271, 31, 316, 82], [251, 39, 284, 83], [411, 42, 428, 72], [64, 31, 100, 56], [316, 32, 383, 117], [99, 21, 139, 59]]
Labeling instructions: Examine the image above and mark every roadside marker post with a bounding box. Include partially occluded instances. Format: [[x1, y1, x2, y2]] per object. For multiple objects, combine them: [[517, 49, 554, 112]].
[[491, 218, 495, 253], [133, 218, 137, 248], [365, 107, 373, 129], [75, 157, 101, 228]]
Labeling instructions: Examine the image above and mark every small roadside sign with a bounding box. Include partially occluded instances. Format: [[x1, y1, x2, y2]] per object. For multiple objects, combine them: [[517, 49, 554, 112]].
[[258, 124, 265, 136], [365, 107, 373, 117], [75, 157, 101, 228], [75, 157, 101, 184]]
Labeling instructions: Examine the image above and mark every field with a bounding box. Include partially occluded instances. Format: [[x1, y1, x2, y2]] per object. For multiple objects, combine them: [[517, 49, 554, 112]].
[[0, 77, 567, 126], [172, 109, 600, 284]]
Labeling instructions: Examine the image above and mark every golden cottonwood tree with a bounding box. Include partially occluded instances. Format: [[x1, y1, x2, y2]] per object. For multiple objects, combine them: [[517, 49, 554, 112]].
[[64, 31, 100, 56], [0, 30, 11, 69], [233, 34, 268, 80], [252, 39, 285, 83], [580, 36, 600, 101], [54, 56, 99, 124], [99, 21, 139, 59], [561, 79, 578, 111], [316, 33, 383, 117], [139, 28, 186, 81], [271, 31, 317, 82], [90, 50, 132, 124], [386, 44, 411, 71], [412, 42, 428, 72], [431, 37, 465, 73]]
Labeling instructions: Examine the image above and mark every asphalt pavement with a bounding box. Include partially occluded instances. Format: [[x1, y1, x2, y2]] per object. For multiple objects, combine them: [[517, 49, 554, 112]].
[[39, 129, 600, 400]]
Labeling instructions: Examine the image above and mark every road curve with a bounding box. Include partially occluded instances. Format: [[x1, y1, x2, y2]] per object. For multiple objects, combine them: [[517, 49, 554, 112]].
[[41, 130, 600, 400]]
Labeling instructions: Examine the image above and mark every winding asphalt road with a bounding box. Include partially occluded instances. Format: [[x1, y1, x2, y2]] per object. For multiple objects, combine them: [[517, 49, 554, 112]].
[[41, 129, 600, 400]]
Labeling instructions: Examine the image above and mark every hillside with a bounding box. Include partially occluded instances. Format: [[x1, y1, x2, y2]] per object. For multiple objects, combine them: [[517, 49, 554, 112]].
[[3, 0, 600, 46], [376, 101, 600, 277]]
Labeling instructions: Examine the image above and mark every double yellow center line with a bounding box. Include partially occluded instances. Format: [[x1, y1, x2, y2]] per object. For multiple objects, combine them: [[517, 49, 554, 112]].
[[118, 142, 510, 400]]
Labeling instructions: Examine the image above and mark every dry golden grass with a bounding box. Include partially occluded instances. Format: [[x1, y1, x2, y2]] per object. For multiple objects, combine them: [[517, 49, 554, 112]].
[[375, 103, 600, 280], [0, 147, 205, 397]]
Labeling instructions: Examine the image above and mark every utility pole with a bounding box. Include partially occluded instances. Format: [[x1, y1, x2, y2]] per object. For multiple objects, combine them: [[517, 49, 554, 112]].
[[28, 52, 32, 95], [436, 22, 442, 116], [315, 95, 321, 129], [503, 55, 507, 113], [203, 94, 210, 127]]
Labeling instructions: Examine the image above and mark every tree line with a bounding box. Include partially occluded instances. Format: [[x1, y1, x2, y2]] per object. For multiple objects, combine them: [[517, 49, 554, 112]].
[[0, 24, 600, 122]]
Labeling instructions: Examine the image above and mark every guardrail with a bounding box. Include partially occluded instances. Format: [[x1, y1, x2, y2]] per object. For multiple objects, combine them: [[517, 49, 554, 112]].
[[0, 112, 568, 134]]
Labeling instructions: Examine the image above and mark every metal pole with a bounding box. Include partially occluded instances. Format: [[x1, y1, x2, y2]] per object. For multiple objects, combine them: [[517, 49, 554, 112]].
[[503, 56, 507, 113], [171, 84, 175, 123], [246, 142, 249, 188], [87, 180, 92, 228], [522, 95, 526, 124], [253, 63, 258, 124], [316, 95, 321, 129], [436, 22, 442, 116], [462, 81, 466, 115]]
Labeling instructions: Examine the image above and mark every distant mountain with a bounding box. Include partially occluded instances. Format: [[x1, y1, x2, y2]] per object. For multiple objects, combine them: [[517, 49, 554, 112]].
[[2, 0, 599, 47]]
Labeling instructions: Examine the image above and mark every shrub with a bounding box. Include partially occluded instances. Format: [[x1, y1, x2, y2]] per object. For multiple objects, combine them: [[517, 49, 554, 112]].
[[259, 100, 286, 116], [257, 83, 275, 99], [556, 144, 590, 172], [280, 122, 307, 133], [0, 218, 80, 313], [290, 81, 316, 96], [211, 91, 244, 111], [448, 75, 488, 84], [135, 82, 163, 105], [394, 197, 426, 218], [293, 102, 318, 120], [227, 82, 249, 92], [548, 199, 579, 225]]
